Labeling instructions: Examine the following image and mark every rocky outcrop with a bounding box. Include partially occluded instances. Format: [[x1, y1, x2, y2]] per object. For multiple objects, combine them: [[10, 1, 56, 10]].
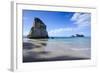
[[28, 17, 49, 39], [71, 34, 84, 38], [76, 34, 84, 37]]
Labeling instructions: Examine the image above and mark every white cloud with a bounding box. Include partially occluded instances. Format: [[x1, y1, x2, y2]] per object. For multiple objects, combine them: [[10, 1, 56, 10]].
[[48, 28, 74, 36], [71, 13, 81, 21], [71, 13, 91, 27], [49, 28, 73, 34]]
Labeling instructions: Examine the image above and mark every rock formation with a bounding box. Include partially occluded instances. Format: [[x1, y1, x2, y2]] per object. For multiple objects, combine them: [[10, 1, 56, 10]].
[[71, 34, 84, 38], [28, 17, 49, 39], [76, 34, 84, 37]]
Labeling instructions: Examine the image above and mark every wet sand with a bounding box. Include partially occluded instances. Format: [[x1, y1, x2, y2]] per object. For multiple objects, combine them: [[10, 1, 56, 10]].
[[23, 39, 91, 62]]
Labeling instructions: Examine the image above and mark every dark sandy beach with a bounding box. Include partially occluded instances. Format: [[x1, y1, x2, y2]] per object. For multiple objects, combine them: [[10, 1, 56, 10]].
[[23, 38, 91, 62]]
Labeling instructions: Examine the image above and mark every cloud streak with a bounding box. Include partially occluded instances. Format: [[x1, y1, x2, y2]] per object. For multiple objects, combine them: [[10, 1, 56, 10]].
[[48, 28, 73, 34], [71, 13, 91, 27], [48, 28, 75, 36]]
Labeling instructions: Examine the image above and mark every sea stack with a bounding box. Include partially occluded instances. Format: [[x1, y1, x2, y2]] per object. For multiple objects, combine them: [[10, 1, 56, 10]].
[[28, 17, 49, 39]]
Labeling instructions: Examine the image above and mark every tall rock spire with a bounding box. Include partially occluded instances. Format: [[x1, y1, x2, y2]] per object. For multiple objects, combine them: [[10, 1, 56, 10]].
[[28, 17, 49, 38]]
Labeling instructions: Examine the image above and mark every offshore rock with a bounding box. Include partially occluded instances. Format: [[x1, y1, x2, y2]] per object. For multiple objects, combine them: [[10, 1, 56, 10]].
[[28, 17, 49, 39]]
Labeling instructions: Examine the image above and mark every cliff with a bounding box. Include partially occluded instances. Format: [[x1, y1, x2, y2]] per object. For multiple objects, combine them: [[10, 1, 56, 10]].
[[28, 17, 49, 39]]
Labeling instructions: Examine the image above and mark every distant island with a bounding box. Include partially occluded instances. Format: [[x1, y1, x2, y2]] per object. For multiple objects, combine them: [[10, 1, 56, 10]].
[[71, 34, 85, 38]]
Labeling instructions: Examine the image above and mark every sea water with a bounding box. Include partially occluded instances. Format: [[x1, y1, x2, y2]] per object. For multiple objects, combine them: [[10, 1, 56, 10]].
[[23, 37, 91, 49], [48, 37, 91, 49], [44, 37, 91, 58]]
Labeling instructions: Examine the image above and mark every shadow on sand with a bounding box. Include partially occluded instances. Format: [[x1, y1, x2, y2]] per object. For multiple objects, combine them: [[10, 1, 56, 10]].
[[23, 41, 51, 62], [23, 41, 90, 63], [23, 42, 43, 49], [23, 54, 90, 62]]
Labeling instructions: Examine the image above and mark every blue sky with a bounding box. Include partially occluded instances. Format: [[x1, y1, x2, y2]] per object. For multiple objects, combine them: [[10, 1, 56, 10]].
[[23, 10, 91, 37]]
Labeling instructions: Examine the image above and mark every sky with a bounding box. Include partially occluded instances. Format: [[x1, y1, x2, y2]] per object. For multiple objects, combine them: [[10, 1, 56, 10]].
[[23, 10, 91, 37]]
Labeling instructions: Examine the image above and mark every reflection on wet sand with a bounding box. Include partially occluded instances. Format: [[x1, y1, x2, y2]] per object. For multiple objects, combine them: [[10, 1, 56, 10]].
[[23, 39, 90, 62]]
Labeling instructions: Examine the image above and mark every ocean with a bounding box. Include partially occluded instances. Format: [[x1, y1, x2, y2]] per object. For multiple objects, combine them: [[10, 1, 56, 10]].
[[48, 37, 91, 48]]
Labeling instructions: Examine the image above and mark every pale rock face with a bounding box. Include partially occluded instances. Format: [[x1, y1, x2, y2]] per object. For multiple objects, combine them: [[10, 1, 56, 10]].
[[28, 17, 49, 38]]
